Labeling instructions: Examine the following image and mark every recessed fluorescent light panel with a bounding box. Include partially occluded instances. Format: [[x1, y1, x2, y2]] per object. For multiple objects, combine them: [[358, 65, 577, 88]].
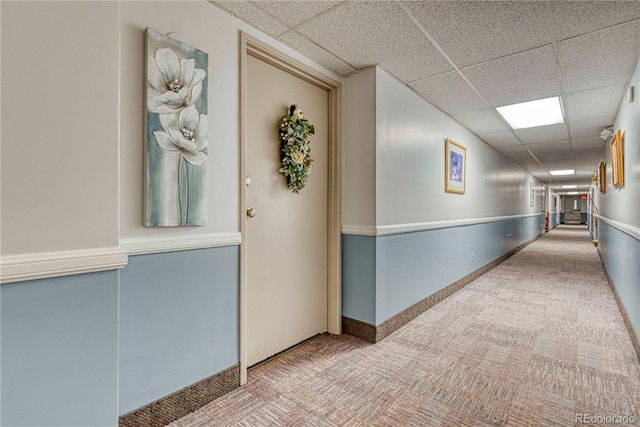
[[549, 169, 574, 176], [496, 96, 565, 130], [567, 191, 579, 195], [562, 185, 577, 189]]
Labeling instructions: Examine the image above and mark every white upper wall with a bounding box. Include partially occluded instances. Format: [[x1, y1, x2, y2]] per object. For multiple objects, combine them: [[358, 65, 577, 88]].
[[375, 67, 540, 227], [2, 0, 342, 259], [1, 1, 121, 255], [120, 1, 240, 244], [601, 55, 640, 229], [342, 67, 377, 232]]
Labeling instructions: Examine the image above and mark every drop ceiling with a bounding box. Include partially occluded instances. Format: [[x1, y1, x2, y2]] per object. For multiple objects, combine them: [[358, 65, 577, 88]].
[[211, 0, 640, 193]]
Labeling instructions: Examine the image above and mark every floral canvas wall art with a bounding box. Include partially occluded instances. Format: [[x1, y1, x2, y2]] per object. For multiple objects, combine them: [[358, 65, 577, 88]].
[[144, 28, 208, 226]]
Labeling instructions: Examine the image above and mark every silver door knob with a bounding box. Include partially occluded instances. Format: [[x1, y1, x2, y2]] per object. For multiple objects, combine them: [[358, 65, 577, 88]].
[[246, 208, 256, 218]]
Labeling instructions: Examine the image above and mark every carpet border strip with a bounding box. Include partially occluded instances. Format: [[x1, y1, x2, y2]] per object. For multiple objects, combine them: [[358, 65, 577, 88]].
[[343, 233, 542, 344], [119, 364, 240, 427], [600, 260, 640, 363]]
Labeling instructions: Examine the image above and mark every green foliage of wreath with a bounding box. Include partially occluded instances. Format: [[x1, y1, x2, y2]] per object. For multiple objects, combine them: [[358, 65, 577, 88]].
[[278, 105, 315, 193]]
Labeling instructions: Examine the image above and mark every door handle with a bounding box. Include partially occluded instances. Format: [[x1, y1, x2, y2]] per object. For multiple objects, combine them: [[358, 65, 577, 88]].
[[247, 208, 256, 218]]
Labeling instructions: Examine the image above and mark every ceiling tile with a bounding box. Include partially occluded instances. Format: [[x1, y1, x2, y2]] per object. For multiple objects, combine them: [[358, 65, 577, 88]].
[[451, 109, 509, 135], [575, 160, 600, 170], [479, 131, 521, 148], [572, 136, 607, 150], [527, 167, 552, 176], [409, 72, 487, 115], [568, 116, 614, 139], [575, 171, 597, 179], [514, 124, 569, 144], [558, 20, 640, 93], [297, 1, 452, 82], [213, 1, 290, 37], [576, 164, 600, 178], [462, 45, 560, 107], [252, 1, 342, 28], [494, 145, 537, 163], [403, 1, 551, 68], [278, 31, 356, 75], [528, 140, 572, 162], [553, 1, 640, 41], [551, 175, 587, 186], [574, 146, 606, 162], [544, 160, 575, 170], [563, 85, 625, 121]]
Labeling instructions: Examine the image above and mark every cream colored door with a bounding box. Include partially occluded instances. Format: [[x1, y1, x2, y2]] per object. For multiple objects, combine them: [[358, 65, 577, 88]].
[[246, 55, 328, 366]]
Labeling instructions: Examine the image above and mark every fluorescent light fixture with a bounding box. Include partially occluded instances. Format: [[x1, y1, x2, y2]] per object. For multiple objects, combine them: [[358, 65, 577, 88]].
[[567, 191, 579, 195], [562, 185, 577, 189], [549, 169, 574, 176], [496, 96, 564, 130]]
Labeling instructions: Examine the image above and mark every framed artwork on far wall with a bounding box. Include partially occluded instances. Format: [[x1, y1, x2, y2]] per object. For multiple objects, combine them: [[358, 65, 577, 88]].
[[445, 138, 466, 194], [617, 131, 625, 187], [610, 136, 619, 187], [610, 130, 624, 188], [530, 181, 535, 207], [599, 161, 606, 193]]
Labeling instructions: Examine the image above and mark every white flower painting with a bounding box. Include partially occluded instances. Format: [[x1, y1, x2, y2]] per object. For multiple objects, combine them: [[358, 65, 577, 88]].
[[147, 47, 205, 114], [145, 28, 208, 226]]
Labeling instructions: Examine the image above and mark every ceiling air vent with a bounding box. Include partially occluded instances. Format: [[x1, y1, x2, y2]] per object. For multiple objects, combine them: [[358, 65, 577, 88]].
[[629, 85, 635, 103]]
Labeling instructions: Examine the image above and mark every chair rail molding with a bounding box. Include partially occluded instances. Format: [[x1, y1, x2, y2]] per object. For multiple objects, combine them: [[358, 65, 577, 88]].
[[342, 213, 542, 236], [119, 232, 242, 256], [598, 216, 640, 241], [1, 247, 128, 284]]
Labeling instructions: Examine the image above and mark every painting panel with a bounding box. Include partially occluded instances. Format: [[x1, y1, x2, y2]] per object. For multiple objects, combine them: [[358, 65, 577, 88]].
[[144, 28, 209, 226]]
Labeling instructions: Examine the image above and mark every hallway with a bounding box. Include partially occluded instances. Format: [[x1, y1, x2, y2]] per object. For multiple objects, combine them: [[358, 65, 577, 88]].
[[171, 225, 640, 426]]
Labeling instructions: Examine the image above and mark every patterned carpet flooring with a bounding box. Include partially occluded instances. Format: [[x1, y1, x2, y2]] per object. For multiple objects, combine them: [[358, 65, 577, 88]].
[[171, 225, 640, 426]]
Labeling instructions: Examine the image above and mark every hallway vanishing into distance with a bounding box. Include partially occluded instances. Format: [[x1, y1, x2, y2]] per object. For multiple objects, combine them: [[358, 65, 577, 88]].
[[172, 225, 640, 426]]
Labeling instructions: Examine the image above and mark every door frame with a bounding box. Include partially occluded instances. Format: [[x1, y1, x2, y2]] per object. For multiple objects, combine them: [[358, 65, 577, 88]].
[[239, 33, 342, 385]]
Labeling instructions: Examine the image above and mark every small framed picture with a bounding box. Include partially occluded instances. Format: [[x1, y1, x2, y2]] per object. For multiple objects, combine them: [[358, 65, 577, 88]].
[[530, 182, 535, 207], [445, 138, 466, 194], [599, 161, 606, 193]]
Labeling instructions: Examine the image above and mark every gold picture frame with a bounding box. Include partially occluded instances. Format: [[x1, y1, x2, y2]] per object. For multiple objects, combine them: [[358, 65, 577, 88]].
[[445, 138, 466, 194], [610, 135, 619, 187], [617, 131, 625, 187], [610, 130, 625, 188], [599, 161, 606, 194]]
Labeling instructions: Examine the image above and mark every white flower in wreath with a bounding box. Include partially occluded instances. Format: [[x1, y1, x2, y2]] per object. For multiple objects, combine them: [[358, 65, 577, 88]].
[[293, 108, 304, 119], [290, 150, 305, 164], [148, 47, 206, 114], [153, 105, 208, 165]]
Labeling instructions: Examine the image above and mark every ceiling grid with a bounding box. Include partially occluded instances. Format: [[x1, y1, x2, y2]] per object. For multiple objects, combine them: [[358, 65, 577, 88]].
[[212, 0, 640, 192]]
